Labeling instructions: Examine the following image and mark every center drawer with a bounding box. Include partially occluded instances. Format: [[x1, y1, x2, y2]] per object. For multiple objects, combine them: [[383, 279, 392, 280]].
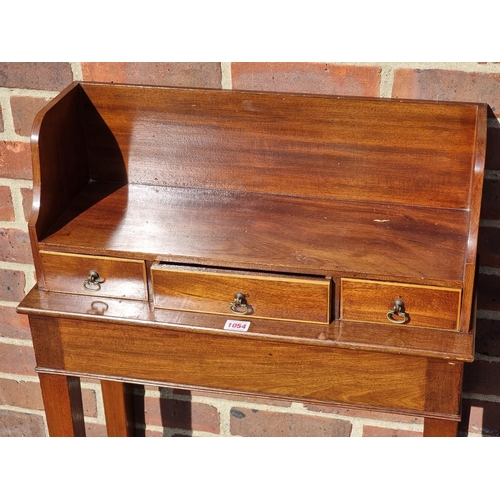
[[151, 264, 332, 324]]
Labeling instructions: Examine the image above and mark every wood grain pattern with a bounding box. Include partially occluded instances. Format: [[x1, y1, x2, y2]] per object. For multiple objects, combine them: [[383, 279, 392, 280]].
[[38, 184, 469, 286], [423, 418, 459, 437], [29, 83, 88, 288], [20, 83, 487, 436], [40, 251, 148, 301], [424, 358, 464, 415], [38, 373, 85, 437], [152, 264, 331, 323], [460, 104, 488, 331], [29, 315, 463, 418], [80, 83, 480, 209], [341, 278, 461, 330], [30, 83, 89, 242], [19, 287, 475, 362], [101, 380, 137, 437]]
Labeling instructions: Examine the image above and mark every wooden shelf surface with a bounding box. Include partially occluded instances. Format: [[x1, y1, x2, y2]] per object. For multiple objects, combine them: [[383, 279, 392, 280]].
[[39, 182, 469, 287]]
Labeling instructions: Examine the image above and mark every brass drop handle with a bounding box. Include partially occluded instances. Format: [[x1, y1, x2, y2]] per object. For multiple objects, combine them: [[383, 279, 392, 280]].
[[386, 299, 408, 324], [83, 270, 103, 292], [230, 292, 249, 315]]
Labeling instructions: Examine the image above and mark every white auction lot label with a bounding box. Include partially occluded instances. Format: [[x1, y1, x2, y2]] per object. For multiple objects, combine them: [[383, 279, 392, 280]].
[[224, 319, 251, 332]]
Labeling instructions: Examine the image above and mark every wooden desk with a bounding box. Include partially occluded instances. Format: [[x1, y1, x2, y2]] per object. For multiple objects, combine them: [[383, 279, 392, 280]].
[[17, 83, 486, 436]]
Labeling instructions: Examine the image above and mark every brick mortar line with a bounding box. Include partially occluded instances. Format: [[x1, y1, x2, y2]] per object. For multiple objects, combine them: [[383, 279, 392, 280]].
[[80, 380, 102, 390], [140, 424, 217, 437], [25, 271, 36, 294], [336, 62, 500, 72], [360, 418, 423, 432], [218, 400, 236, 436], [0, 219, 29, 230], [477, 309, 500, 321], [349, 420, 366, 437], [42, 416, 49, 436], [0, 299, 23, 308], [176, 430, 218, 437], [0, 93, 15, 136], [71, 63, 83, 81], [0, 262, 34, 271], [379, 65, 394, 98], [0, 372, 39, 383], [83, 415, 100, 423], [221, 63, 232, 89], [0, 404, 45, 417], [90, 380, 106, 424], [0, 88, 58, 99], [488, 118, 500, 128], [479, 266, 500, 275], [463, 392, 500, 403], [484, 171, 500, 180], [0, 336, 32, 347], [473, 353, 500, 363], [479, 219, 500, 228], [0, 179, 33, 189], [9, 184, 29, 226], [0, 132, 30, 143], [83, 414, 109, 428]]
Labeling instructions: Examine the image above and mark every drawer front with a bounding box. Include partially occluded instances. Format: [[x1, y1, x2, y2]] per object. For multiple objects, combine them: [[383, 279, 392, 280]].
[[151, 265, 331, 324], [40, 251, 148, 301], [340, 279, 461, 330]]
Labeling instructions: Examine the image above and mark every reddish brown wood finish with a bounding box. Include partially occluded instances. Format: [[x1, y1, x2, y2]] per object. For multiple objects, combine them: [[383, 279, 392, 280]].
[[80, 84, 478, 209], [423, 418, 459, 437], [151, 264, 331, 323], [341, 279, 461, 330], [101, 381, 136, 437], [19, 83, 487, 437], [40, 251, 148, 300], [19, 288, 475, 362], [38, 184, 469, 286], [28, 313, 463, 419], [461, 104, 488, 332], [38, 373, 85, 437]]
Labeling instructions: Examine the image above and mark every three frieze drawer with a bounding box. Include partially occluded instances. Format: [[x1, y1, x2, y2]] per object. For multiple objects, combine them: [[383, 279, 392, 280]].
[[37, 252, 461, 330], [151, 264, 332, 324], [340, 278, 462, 330], [39, 251, 148, 300]]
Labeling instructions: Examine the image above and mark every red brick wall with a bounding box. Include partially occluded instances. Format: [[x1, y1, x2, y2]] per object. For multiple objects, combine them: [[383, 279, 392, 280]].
[[1, 62, 499, 436]]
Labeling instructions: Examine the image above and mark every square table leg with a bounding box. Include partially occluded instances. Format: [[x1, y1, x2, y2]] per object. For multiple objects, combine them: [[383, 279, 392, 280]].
[[423, 417, 458, 437], [39, 373, 86, 437], [101, 380, 137, 437]]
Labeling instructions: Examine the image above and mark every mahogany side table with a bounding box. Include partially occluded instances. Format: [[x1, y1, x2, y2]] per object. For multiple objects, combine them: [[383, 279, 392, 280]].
[[17, 83, 486, 436]]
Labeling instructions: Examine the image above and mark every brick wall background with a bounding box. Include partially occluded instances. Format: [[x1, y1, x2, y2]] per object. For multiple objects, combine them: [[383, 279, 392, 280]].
[[1, 62, 499, 437]]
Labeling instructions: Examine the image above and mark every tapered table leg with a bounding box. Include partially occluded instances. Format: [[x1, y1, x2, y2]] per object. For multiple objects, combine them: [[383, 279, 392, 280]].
[[39, 373, 86, 437], [101, 380, 137, 436], [423, 417, 458, 437]]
